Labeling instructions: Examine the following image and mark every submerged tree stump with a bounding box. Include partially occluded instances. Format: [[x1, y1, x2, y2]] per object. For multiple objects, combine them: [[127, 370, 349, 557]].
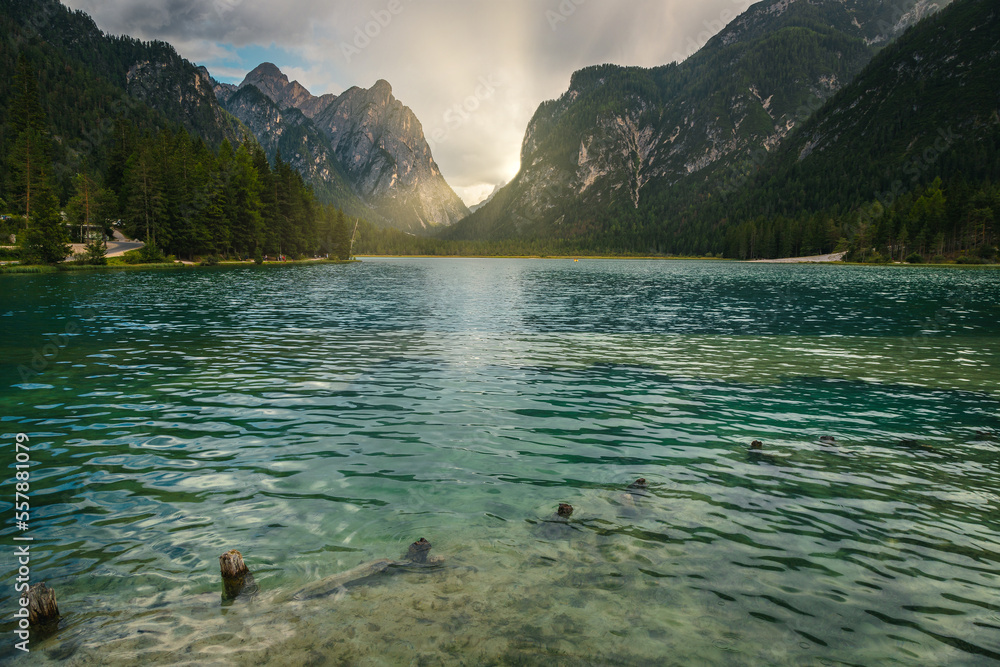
[[27, 583, 59, 625], [405, 538, 432, 564], [219, 549, 257, 601]]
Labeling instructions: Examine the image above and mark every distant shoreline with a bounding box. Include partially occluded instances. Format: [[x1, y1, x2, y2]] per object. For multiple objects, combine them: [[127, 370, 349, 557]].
[[357, 254, 731, 261], [4, 254, 997, 274]]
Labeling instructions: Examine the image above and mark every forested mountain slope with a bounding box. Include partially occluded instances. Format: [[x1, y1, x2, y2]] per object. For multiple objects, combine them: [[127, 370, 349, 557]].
[[718, 0, 999, 260], [444, 0, 947, 254]]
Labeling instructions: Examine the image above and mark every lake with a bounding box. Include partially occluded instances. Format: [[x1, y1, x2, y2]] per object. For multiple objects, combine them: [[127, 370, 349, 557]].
[[1, 258, 999, 665]]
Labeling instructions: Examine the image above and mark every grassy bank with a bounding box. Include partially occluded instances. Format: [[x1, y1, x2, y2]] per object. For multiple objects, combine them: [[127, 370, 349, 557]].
[[209, 258, 359, 267], [0, 258, 360, 275], [0, 262, 185, 274]]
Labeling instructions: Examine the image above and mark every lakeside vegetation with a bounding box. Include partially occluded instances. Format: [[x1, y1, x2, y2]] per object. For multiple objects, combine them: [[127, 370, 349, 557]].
[[1, 54, 354, 266]]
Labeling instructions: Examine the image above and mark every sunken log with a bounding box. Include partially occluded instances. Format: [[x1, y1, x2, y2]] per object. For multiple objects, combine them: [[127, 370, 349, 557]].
[[27, 583, 59, 625], [292, 538, 438, 601]]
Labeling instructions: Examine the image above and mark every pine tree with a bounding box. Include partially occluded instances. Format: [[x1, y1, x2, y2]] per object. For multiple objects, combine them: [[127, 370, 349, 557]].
[[228, 142, 263, 256], [22, 190, 69, 264], [123, 144, 164, 245], [333, 208, 352, 260], [7, 55, 53, 230]]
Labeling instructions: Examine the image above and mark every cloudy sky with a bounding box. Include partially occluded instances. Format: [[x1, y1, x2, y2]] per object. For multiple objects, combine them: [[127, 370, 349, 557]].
[[64, 0, 753, 206]]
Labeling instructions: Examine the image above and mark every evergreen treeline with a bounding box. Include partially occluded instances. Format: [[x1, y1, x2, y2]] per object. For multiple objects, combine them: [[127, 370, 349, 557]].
[[110, 127, 351, 261], [1, 55, 354, 264], [722, 179, 1000, 262], [4, 0, 996, 264]]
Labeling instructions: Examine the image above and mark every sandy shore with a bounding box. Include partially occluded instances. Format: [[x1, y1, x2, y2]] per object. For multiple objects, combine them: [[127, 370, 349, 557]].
[[748, 252, 846, 263]]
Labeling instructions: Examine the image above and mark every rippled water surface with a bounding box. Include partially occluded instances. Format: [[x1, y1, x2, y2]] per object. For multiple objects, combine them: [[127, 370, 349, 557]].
[[1, 259, 999, 665]]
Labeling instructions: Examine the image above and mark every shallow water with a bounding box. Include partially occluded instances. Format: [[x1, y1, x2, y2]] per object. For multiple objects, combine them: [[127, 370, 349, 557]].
[[1, 258, 999, 665]]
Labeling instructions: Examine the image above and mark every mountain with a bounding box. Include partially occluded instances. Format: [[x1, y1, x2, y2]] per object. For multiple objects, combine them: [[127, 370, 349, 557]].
[[214, 63, 469, 231], [210, 71, 371, 222], [0, 0, 336, 263], [718, 0, 1000, 259], [740, 0, 999, 217], [444, 0, 948, 248], [0, 0, 244, 199], [470, 183, 505, 213]]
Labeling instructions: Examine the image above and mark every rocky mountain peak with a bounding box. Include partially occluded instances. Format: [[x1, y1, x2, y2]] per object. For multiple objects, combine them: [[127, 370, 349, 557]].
[[370, 79, 393, 100], [238, 62, 323, 116], [247, 62, 284, 80], [214, 62, 469, 230]]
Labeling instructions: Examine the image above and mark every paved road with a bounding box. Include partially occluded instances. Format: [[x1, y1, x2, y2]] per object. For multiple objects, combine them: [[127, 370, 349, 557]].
[[105, 241, 145, 257], [67, 240, 145, 259]]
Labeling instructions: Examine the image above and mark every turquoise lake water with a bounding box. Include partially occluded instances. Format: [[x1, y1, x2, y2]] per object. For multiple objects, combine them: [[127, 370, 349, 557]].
[[1, 258, 999, 665]]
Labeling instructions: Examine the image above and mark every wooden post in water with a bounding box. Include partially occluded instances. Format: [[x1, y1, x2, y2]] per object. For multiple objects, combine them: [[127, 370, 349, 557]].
[[219, 549, 257, 601], [27, 583, 59, 625]]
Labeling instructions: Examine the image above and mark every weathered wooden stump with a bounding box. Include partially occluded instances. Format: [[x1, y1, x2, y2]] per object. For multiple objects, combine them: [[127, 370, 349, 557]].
[[220, 549, 249, 578], [27, 583, 59, 625], [219, 549, 257, 601]]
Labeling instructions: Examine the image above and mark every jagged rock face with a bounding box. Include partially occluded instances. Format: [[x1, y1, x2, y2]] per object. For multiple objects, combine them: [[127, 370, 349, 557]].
[[211, 76, 237, 105], [449, 0, 949, 241], [313, 80, 468, 228], [215, 65, 469, 230], [224, 86, 336, 185]]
